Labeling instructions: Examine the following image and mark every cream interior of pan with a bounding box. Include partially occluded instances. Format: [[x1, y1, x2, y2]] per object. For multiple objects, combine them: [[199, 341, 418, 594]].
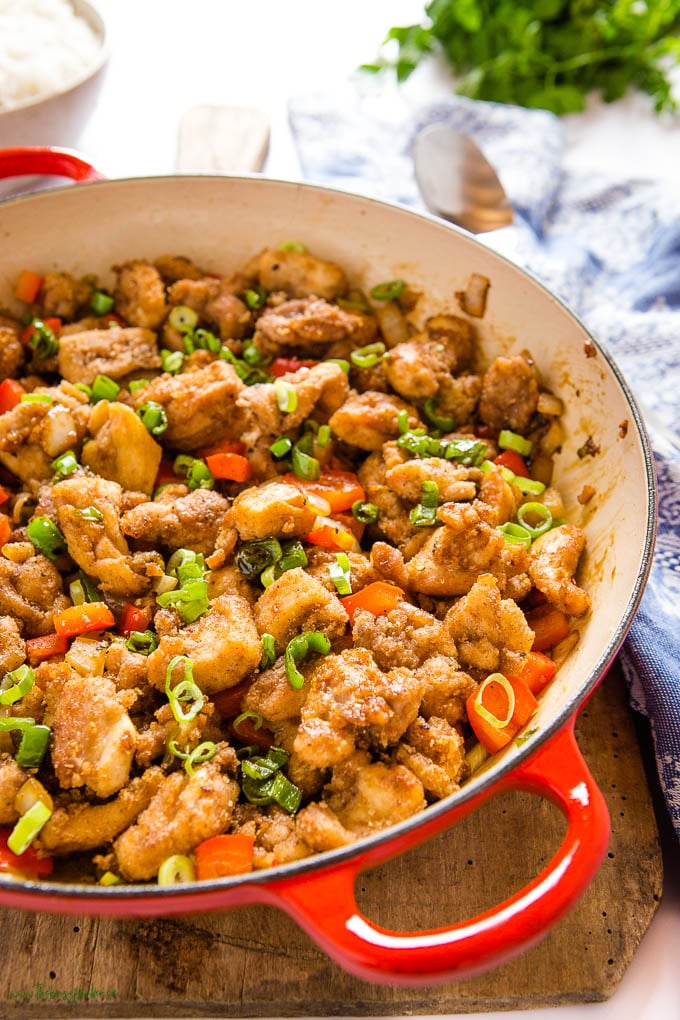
[[0, 173, 655, 788]]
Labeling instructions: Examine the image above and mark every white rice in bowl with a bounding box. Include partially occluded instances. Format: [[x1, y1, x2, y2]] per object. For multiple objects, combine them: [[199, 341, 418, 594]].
[[0, 0, 102, 113]]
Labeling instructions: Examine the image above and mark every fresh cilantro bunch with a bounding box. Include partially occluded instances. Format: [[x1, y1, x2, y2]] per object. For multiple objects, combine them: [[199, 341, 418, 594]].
[[363, 0, 680, 114]]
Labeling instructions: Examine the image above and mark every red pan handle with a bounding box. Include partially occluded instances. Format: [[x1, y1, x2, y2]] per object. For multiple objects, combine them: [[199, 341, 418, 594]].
[[264, 717, 610, 985], [0, 146, 104, 182]]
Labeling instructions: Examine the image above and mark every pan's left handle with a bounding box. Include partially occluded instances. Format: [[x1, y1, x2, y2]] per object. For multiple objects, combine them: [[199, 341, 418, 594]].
[[0, 147, 104, 182]]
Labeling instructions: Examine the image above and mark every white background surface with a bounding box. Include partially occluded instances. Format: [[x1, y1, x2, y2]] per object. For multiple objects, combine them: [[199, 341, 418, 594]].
[[4, 2, 680, 1017]]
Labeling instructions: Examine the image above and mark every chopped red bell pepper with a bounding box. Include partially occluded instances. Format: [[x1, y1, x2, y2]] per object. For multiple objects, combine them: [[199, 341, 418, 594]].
[[14, 269, 43, 304], [0, 513, 11, 547], [304, 520, 357, 552], [494, 449, 530, 478], [525, 604, 571, 652], [53, 602, 115, 639], [0, 828, 53, 878], [466, 672, 538, 754], [194, 834, 255, 880], [227, 715, 274, 752], [25, 633, 69, 665], [282, 469, 365, 514], [269, 357, 319, 377], [211, 678, 254, 719], [0, 486, 10, 507], [205, 452, 252, 483], [340, 581, 405, 624], [505, 650, 557, 694], [0, 379, 26, 415], [118, 603, 152, 637]]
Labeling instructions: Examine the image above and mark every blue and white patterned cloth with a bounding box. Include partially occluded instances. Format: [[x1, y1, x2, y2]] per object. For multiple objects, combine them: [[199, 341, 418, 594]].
[[289, 88, 680, 841]]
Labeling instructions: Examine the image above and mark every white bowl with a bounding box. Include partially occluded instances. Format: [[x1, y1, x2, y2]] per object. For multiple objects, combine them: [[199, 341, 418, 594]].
[[0, 0, 108, 148]]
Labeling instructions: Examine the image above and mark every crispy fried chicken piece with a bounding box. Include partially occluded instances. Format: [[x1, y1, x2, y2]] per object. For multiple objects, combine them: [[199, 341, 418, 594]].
[[113, 260, 168, 329], [477, 355, 539, 433], [228, 481, 316, 541], [395, 715, 467, 800], [444, 573, 534, 676], [166, 277, 250, 342], [528, 523, 592, 617], [351, 601, 456, 671], [253, 567, 349, 653], [0, 552, 69, 636], [81, 400, 163, 497], [236, 361, 349, 445], [0, 381, 90, 485], [383, 442, 480, 504], [113, 764, 239, 881], [328, 390, 420, 452], [121, 488, 230, 555], [0, 614, 26, 673], [417, 655, 476, 726], [0, 757, 28, 824], [254, 296, 375, 355], [255, 248, 348, 300], [0, 315, 24, 380], [324, 749, 426, 836], [39, 271, 92, 320], [58, 325, 161, 386]]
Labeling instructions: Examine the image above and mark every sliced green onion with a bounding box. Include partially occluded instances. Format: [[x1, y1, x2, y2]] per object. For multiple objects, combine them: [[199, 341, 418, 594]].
[[0, 665, 35, 706], [316, 424, 331, 448], [172, 454, 214, 491], [410, 480, 440, 527], [277, 539, 307, 574], [260, 564, 277, 588], [75, 506, 104, 522], [184, 327, 221, 355], [164, 655, 204, 723], [444, 438, 487, 464], [79, 571, 100, 603], [7, 800, 52, 855], [284, 631, 331, 690], [269, 435, 293, 458], [513, 476, 546, 496], [350, 341, 386, 369], [242, 341, 266, 365], [496, 522, 533, 549], [397, 409, 410, 435], [161, 348, 185, 374], [291, 435, 320, 481], [168, 738, 217, 776], [27, 320, 59, 358], [51, 450, 79, 479], [274, 379, 298, 414], [125, 629, 159, 656], [166, 548, 207, 586], [498, 429, 533, 457], [260, 634, 277, 670], [465, 741, 489, 776], [15, 724, 50, 767], [74, 382, 92, 399], [90, 290, 114, 316], [279, 240, 307, 252], [325, 358, 350, 374], [233, 710, 264, 737], [158, 854, 195, 885], [423, 398, 455, 432], [516, 502, 553, 538], [369, 279, 405, 301], [473, 673, 516, 729], [157, 578, 210, 624], [90, 374, 120, 403], [336, 296, 371, 313], [137, 401, 169, 437], [236, 539, 282, 580], [244, 287, 267, 310], [168, 305, 199, 334], [239, 745, 302, 813], [69, 579, 86, 605], [351, 499, 380, 524], [20, 393, 53, 405], [328, 552, 352, 595], [99, 871, 121, 886], [26, 515, 67, 560], [128, 378, 149, 394]]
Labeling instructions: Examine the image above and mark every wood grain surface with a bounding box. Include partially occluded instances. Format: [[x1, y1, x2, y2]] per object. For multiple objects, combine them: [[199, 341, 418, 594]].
[[0, 663, 663, 1018]]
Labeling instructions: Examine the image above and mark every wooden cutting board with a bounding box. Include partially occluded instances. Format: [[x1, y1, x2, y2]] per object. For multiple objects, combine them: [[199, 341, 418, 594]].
[[0, 662, 663, 1017]]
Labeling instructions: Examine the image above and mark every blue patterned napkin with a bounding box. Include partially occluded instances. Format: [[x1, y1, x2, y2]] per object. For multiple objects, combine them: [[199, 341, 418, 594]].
[[289, 88, 680, 840]]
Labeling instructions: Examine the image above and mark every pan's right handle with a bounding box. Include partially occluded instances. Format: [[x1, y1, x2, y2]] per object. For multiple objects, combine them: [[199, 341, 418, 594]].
[[0, 147, 104, 183]]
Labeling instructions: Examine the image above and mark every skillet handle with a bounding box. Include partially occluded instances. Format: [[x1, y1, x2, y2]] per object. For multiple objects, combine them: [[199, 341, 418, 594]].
[[265, 718, 610, 985], [0, 146, 104, 182]]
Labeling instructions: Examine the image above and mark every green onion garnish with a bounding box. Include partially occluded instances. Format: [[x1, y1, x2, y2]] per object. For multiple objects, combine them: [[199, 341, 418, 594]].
[[516, 502, 553, 538], [166, 548, 208, 586], [75, 506, 104, 522], [423, 398, 455, 432], [137, 401, 169, 437], [125, 629, 159, 655], [236, 538, 282, 581], [157, 578, 210, 623], [316, 424, 331, 448], [90, 374, 120, 403], [244, 287, 267, 310], [90, 290, 115, 316], [350, 341, 386, 369], [242, 341, 266, 366], [26, 515, 67, 560], [52, 450, 79, 480], [351, 499, 380, 524], [269, 436, 293, 458], [0, 717, 51, 768], [69, 579, 86, 605], [27, 319, 59, 358], [128, 378, 149, 394], [369, 279, 405, 301], [233, 710, 264, 738], [397, 408, 410, 435], [496, 522, 533, 549], [0, 665, 35, 707], [7, 800, 52, 855], [168, 305, 199, 334], [328, 552, 352, 595], [173, 454, 214, 490], [260, 634, 277, 670], [239, 745, 302, 813], [279, 241, 307, 252], [157, 854, 195, 885], [20, 393, 53, 405], [513, 476, 546, 496], [161, 348, 185, 374], [291, 434, 320, 481], [164, 655, 204, 723], [498, 429, 533, 457], [409, 480, 440, 527], [397, 428, 487, 465], [274, 379, 298, 414], [167, 737, 217, 775], [99, 871, 121, 886], [284, 630, 331, 690], [325, 358, 350, 374], [184, 327, 221, 355]]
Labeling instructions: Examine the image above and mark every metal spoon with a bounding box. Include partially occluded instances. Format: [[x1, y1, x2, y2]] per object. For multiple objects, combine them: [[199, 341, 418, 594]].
[[413, 122, 513, 233]]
